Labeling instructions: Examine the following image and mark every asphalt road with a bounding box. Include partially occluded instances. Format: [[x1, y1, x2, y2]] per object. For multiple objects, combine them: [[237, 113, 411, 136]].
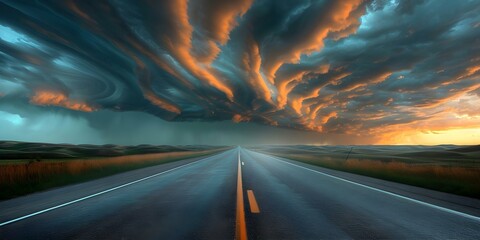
[[0, 147, 479, 239]]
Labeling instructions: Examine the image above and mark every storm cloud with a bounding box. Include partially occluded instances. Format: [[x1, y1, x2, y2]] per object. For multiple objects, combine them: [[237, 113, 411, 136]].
[[0, 0, 479, 144]]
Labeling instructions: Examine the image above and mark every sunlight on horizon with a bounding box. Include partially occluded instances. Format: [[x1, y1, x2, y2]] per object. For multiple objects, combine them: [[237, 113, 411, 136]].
[[391, 128, 480, 145]]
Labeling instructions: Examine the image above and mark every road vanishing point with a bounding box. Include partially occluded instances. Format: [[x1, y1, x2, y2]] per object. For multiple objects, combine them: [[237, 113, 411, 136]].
[[1, 147, 479, 239]]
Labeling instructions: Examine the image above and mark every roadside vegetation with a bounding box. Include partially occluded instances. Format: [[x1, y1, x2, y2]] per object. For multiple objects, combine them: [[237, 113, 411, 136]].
[[250, 145, 480, 199], [0, 141, 227, 200]]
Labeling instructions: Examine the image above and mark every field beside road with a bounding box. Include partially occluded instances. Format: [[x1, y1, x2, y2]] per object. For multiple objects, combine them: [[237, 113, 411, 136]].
[[1, 147, 479, 239], [249, 145, 480, 198], [0, 141, 227, 200]]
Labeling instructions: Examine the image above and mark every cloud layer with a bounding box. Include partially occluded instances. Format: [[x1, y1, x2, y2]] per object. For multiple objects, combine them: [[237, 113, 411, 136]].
[[0, 0, 479, 143]]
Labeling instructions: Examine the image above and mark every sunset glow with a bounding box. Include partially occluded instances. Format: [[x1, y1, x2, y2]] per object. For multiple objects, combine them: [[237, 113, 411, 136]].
[[0, 0, 479, 145]]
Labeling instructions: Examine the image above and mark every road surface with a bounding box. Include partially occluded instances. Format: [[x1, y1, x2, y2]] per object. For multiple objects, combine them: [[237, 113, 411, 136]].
[[0, 147, 479, 239]]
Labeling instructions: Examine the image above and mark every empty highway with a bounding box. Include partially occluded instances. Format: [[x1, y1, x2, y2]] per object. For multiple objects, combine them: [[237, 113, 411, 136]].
[[0, 147, 479, 239]]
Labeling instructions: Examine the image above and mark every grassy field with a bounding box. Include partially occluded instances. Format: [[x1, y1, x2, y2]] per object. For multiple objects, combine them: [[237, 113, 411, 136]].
[[0, 141, 227, 200], [249, 145, 480, 199]]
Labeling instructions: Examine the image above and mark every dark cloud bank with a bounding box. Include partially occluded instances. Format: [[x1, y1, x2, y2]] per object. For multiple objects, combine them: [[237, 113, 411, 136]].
[[0, 0, 479, 145]]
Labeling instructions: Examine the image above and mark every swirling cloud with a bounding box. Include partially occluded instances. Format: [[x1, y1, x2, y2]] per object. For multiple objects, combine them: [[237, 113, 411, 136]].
[[0, 0, 479, 144]]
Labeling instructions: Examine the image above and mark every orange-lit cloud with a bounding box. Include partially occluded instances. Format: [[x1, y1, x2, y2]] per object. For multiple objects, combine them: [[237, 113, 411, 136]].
[[457, 65, 480, 80], [276, 64, 330, 110], [30, 91, 95, 112], [232, 114, 251, 123], [2, 0, 480, 145], [143, 91, 181, 114], [190, 0, 253, 63], [262, 0, 364, 81], [241, 38, 273, 103], [154, 0, 234, 100]]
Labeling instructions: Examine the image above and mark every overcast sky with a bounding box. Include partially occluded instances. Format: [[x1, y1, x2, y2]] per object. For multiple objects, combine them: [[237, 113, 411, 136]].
[[0, 0, 479, 145]]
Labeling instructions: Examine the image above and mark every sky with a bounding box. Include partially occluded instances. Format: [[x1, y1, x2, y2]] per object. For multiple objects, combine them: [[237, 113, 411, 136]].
[[0, 0, 479, 145]]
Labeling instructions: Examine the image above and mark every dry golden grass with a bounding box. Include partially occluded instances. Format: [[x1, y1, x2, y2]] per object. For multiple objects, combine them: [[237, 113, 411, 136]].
[[267, 152, 480, 198], [0, 149, 225, 199], [343, 159, 480, 183]]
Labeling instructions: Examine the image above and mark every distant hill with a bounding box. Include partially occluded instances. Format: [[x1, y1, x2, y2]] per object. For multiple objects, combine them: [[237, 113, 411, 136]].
[[0, 141, 223, 160]]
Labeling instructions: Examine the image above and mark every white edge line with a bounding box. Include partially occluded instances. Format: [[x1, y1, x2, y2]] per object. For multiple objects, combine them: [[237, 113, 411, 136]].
[[255, 151, 480, 222], [0, 152, 224, 227]]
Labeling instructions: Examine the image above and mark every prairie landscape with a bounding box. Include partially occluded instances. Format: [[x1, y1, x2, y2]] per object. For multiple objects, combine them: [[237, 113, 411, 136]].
[[0, 141, 227, 200], [1, 0, 480, 238], [249, 145, 480, 198]]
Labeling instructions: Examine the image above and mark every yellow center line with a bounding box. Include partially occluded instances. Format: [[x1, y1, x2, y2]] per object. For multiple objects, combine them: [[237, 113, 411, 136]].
[[247, 190, 260, 213], [236, 150, 248, 240]]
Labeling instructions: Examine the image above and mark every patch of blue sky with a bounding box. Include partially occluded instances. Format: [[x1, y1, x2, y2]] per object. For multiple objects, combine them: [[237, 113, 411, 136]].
[[359, 0, 399, 33], [0, 25, 42, 49], [53, 56, 75, 69], [0, 111, 24, 126], [443, 16, 480, 38]]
